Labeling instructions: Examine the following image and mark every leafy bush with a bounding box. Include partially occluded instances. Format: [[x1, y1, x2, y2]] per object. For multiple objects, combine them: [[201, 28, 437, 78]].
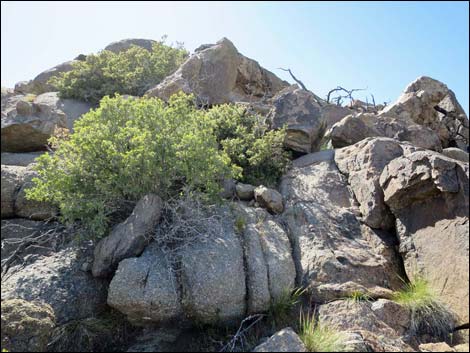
[[207, 104, 291, 187], [391, 277, 455, 339], [50, 38, 188, 103], [26, 93, 234, 238], [299, 313, 346, 352]]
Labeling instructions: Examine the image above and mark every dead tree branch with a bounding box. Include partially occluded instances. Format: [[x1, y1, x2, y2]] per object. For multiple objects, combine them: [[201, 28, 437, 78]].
[[277, 68, 324, 106], [434, 105, 470, 146], [326, 86, 367, 105], [220, 314, 266, 352], [278, 68, 307, 91], [1, 219, 68, 278]]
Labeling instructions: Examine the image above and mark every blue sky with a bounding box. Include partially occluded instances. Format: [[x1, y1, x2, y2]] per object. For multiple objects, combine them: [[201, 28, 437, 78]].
[[2, 1, 469, 113]]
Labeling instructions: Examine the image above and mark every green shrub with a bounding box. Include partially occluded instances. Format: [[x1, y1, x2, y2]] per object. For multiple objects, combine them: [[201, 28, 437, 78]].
[[50, 38, 188, 103], [26, 93, 235, 238], [391, 277, 455, 339], [207, 104, 291, 187], [299, 313, 346, 352], [268, 288, 305, 325]]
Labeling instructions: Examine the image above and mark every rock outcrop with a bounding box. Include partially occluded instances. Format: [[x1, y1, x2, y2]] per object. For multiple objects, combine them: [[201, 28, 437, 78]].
[[2, 35, 469, 351], [329, 112, 443, 151], [280, 149, 403, 301], [2, 246, 108, 324], [268, 85, 326, 153], [329, 77, 469, 152], [381, 76, 469, 150], [335, 137, 420, 230], [146, 38, 288, 105], [380, 151, 469, 325], [108, 204, 296, 326], [1, 92, 91, 152]]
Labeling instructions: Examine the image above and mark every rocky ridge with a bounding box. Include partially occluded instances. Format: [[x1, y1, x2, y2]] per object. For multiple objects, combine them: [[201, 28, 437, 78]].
[[1, 37, 469, 352]]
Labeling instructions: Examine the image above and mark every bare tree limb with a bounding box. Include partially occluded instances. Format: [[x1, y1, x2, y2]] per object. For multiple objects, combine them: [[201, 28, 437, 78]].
[[278, 68, 307, 91], [277, 68, 324, 106], [326, 86, 367, 105], [220, 314, 266, 352]]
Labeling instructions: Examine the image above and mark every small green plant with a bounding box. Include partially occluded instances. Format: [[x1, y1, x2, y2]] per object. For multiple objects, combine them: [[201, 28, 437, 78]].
[[319, 137, 331, 151], [299, 313, 346, 352], [234, 216, 246, 234], [50, 37, 188, 103], [392, 277, 455, 339], [268, 287, 306, 325], [346, 290, 372, 303]]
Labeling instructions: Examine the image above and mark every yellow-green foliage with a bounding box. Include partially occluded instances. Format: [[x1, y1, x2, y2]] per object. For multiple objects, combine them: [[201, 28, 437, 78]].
[[268, 288, 305, 325], [26, 93, 235, 238], [392, 277, 455, 339], [234, 216, 246, 234], [50, 38, 188, 103], [208, 104, 291, 187], [346, 290, 372, 303], [299, 313, 346, 352]]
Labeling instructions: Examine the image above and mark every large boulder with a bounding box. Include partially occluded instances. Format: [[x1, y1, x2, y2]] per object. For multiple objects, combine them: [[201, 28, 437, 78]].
[[329, 112, 443, 151], [14, 60, 77, 95], [108, 203, 296, 326], [253, 327, 307, 352], [318, 300, 413, 352], [233, 204, 296, 314], [108, 206, 247, 326], [1, 164, 57, 220], [268, 85, 326, 153], [1, 246, 108, 324], [146, 38, 288, 105], [104, 38, 157, 53], [380, 151, 469, 325], [381, 76, 469, 150], [335, 137, 420, 230], [280, 150, 403, 301], [179, 209, 246, 324], [107, 243, 183, 325], [92, 193, 163, 277], [1, 299, 56, 352], [1, 92, 91, 152]]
